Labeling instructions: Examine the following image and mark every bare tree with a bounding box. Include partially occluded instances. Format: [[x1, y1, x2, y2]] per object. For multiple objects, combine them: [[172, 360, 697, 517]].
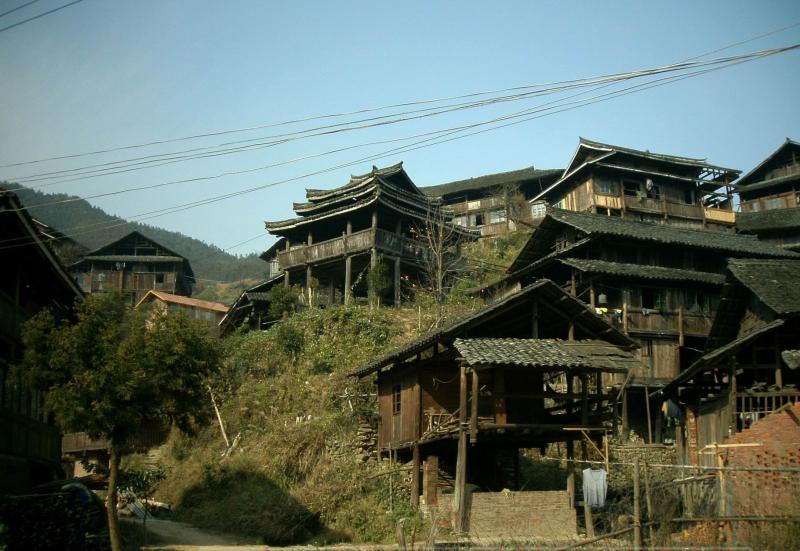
[[490, 181, 528, 231], [413, 202, 470, 310]]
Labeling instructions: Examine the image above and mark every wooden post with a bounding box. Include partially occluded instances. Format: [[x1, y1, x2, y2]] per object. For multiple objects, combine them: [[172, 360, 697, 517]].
[[566, 439, 575, 506], [344, 256, 352, 304], [394, 256, 401, 307], [581, 417, 595, 538], [531, 300, 539, 338], [678, 305, 684, 347], [568, 322, 575, 341], [644, 461, 655, 544], [284, 239, 291, 288], [622, 302, 628, 334], [470, 368, 479, 443], [589, 282, 596, 308], [581, 374, 589, 426], [422, 455, 438, 506], [633, 457, 642, 549], [454, 364, 468, 531], [644, 385, 653, 444], [622, 388, 630, 442], [372, 210, 378, 230], [411, 444, 420, 510], [717, 450, 733, 543], [570, 270, 577, 296], [395, 217, 402, 235], [494, 368, 507, 424]]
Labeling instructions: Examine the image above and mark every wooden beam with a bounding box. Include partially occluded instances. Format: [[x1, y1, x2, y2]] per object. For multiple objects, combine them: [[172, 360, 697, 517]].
[[411, 444, 420, 510], [470, 368, 479, 443]]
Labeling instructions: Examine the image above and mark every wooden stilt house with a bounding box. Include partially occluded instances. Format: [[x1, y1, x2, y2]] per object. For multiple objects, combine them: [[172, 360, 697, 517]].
[[660, 259, 800, 466], [478, 208, 798, 442], [266, 163, 475, 306], [353, 279, 639, 535]]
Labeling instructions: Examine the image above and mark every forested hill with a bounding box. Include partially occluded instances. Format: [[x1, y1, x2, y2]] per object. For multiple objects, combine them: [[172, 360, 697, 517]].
[[4, 182, 267, 284]]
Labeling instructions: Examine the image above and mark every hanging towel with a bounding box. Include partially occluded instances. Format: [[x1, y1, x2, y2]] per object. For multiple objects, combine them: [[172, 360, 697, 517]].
[[582, 467, 608, 508]]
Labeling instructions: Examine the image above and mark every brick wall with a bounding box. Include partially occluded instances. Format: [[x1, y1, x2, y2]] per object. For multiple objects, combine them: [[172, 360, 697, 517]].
[[435, 490, 577, 539], [721, 404, 800, 516]]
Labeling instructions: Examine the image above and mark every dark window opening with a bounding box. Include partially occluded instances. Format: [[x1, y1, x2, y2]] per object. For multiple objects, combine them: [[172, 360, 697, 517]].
[[156, 273, 165, 284], [623, 181, 641, 196], [392, 384, 401, 415], [646, 183, 660, 199], [684, 189, 695, 205], [642, 288, 665, 310]]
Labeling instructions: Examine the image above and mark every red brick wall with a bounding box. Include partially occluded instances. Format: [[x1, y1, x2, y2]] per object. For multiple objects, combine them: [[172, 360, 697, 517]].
[[722, 404, 800, 516]]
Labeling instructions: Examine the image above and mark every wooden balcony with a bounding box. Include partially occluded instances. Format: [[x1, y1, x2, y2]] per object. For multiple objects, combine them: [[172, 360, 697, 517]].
[[277, 228, 430, 270], [0, 409, 61, 464], [620, 195, 734, 224], [614, 306, 714, 337], [594, 194, 623, 209], [703, 208, 736, 224]]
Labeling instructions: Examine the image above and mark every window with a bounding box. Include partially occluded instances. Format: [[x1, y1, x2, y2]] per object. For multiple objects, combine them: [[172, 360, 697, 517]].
[[531, 202, 547, 218], [489, 209, 506, 224], [766, 197, 787, 210], [749, 202, 760, 212], [645, 180, 660, 199], [623, 180, 642, 197], [596, 178, 619, 195], [453, 215, 468, 227], [391, 384, 401, 415], [155, 273, 165, 284], [684, 189, 695, 205], [642, 287, 665, 310], [467, 200, 482, 211]]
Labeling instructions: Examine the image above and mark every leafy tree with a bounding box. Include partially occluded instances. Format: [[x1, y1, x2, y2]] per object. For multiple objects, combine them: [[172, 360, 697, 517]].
[[366, 255, 390, 308], [267, 284, 301, 319], [20, 293, 221, 551]]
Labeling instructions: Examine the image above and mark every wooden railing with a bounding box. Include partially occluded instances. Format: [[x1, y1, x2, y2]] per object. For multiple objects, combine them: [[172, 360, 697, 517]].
[[703, 208, 736, 224], [613, 305, 714, 337], [277, 228, 431, 270], [735, 391, 800, 430], [595, 195, 624, 209], [621, 194, 735, 224], [0, 409, 61, 463]]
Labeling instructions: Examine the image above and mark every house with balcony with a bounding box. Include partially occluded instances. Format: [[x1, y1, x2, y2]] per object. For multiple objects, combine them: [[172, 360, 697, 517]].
[[530, 138, 739, 231], [352, 279, 639, 536], [477, 208, 798, 443], [70, 231, 194, 305], [420, 166, 562, 237], [735, 138, 800, 252], [660, 259, 800, 467], [0, 188, 83, 493], [266, 162, 475, 306]]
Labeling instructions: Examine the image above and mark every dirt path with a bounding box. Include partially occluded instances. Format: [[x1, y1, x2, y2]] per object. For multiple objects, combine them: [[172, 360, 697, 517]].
[[121, 517, 255, 549]]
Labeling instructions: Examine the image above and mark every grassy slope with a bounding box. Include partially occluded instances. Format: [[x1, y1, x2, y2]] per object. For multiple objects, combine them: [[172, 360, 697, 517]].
[[156, 306, 426, 544], [153, 231, 528, 544]]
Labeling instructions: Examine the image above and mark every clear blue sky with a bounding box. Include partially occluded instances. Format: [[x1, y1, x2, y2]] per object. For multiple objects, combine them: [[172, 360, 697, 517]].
[[1, 0, 798, 256]]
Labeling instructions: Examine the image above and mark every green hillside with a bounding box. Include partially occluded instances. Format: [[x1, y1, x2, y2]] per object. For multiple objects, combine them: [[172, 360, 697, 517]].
[[3, 182, 267, 287]]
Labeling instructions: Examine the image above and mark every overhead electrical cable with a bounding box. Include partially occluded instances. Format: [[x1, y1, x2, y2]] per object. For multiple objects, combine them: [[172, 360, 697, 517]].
[[8, 42, 798, 215], [0, 0, 84, 34], [0, 46, 789, 251], [0, 0, 43, 19], [8, 48, 788, 187], [3, 21, 798, 171]]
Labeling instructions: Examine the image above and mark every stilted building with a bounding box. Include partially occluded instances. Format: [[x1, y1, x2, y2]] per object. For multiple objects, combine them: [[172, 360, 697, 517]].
[[530, 138, 739, 231], [736, 138, 800, 252], [266, 163, 475, 306], [353, 279, 639, 537]]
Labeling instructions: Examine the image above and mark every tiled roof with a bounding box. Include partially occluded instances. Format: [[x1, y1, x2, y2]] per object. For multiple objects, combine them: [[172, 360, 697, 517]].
[[727, 259, 800, 315], [736, 208, 800, 233], [509, 208, 798, 272], [559, 258, 725, 285], [81, 255, 184, 263], [735, 139, 800, 187], [137, 291, 229, 313], [351, 279, 636, 377], [420, 167, 562, 198]]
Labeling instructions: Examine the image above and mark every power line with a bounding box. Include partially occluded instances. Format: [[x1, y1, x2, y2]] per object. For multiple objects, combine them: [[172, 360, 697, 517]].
[[7, 46, 790, 189], [10, 43, 795, 215], [0, 0, 84, 34], [4, 18, 798, 170], [0, 0, 42, 19], [1, 42, 797, 251], [0, 48, 785, 252]]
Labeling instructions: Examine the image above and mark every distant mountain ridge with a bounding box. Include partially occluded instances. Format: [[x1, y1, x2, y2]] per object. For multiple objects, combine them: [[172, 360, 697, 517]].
[[3, 182, 267, 284]]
